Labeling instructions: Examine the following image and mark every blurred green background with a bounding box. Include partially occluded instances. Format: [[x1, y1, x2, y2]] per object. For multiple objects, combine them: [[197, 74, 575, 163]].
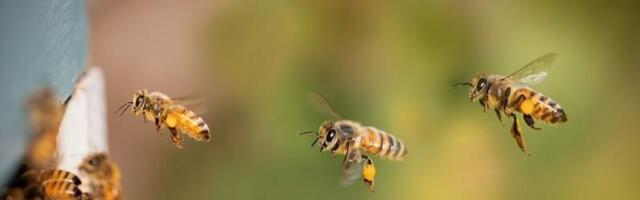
[[91, 0, 640, 199]]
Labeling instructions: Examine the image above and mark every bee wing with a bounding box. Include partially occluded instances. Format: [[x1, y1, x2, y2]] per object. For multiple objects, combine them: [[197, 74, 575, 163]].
[[152, 94, 208, 114], [340, 143, 362, 187], [171, 95, 205, 106], [516, 71, 547, 85], [502, 53, 556, 84], [308, 93, 342, 119], [171, 95, 209, 114]]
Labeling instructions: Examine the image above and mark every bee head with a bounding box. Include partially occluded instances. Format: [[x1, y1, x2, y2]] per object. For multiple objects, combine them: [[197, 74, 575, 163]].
[[131, 89, 149, 115], [318, 121, 340, 152], [299, 121, 340, 152], [469, 73, 489, 102], [79, 153, 109, 177], [116, 89, 149, 116]]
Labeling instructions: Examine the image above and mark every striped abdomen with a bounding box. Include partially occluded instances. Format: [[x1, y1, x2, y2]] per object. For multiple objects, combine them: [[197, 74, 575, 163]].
[[511, 87, 567, 124], [358, 127, 407, 161], [166, 105, 211, 141], [40, 169, 82, 199]]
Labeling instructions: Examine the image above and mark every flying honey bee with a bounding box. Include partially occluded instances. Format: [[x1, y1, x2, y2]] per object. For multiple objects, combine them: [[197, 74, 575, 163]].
[[300, 93, 407, 192], [117, 89, 211, 149], [454, 53, 568, 154], [78, 153, 122, 200]]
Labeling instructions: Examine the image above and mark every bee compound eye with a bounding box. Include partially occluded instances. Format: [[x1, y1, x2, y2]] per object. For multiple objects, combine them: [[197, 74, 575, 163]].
[[477, 78, 487, 91], [135, 96, 144, 107], [326, 129, 336, 142], [90, 158, 99, 166]]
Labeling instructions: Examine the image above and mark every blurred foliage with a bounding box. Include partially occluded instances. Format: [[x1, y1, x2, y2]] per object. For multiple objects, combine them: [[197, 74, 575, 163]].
[[152, 0, 639, 199]]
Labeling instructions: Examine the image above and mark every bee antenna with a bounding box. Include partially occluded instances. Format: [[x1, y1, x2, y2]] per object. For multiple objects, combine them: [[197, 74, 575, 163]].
[[115, 102, 132, 116], [298, 130, 318, 136], [451, 82, 472, 88], [310, 137, 319, 148]]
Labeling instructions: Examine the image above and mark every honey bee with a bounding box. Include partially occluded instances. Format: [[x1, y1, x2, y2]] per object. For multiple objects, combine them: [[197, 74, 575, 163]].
[[78, 153, 121, 200], [25, 88, 63, 171], [38, 169, 84, 200], [117, 89, 211, 149], [300, 93, 407, 192], [3, 88, 84, 200], [454, 53, 568, 154], [3, 168, 84, 200]]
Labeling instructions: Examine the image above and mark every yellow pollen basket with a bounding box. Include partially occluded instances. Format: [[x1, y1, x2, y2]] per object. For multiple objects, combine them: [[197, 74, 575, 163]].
[[520, 99, 535, 115], [362, 163, 376, 181], [165, 113, 178, 128]]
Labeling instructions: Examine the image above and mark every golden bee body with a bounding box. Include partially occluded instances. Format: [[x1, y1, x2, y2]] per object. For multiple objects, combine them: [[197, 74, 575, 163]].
[[458, 53, 567, 154], [118, 89, 211, 148], [302, 94, 407, 192], [324, 120, 407, 161], [39, 169, 83, 200], [476, 75, 567, 124]]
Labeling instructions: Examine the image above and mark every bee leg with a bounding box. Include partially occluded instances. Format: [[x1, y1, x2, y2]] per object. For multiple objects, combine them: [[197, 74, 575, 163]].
[[341, 139, 355, 163], [509, 114, 529, 155], [479, 99, 487, 112], [361, 156, 376, 192], [154, 118, 162, 133], [523, 114, 541, 130], [494, 109, 504, 125], [169, 128, 183, 149], [508, 94, 526, 110]]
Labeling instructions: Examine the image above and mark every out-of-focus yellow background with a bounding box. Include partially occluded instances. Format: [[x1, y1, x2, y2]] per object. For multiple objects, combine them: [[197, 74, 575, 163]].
[[88, 1, 640, 199]]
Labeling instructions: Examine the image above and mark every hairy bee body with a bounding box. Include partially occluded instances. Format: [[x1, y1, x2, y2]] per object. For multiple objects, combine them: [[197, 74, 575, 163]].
[[322, 120, 407, 161], [508, 87, 567, 124], [459, 53, 568, 154], [162, 104, 211, 141], [39, 169, 83, 200], [478, 75, 567, 124], [119, 89, 211, 148], [144, 91, 211, 141], [303, 93, 408, 191], [307, 120, 407, 192]]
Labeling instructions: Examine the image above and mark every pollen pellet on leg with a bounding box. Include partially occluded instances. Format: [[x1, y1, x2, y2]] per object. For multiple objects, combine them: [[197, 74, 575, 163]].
[[519, 99, 535, 115], [165, 114, 178, 128], [362, 163, 376, 182]]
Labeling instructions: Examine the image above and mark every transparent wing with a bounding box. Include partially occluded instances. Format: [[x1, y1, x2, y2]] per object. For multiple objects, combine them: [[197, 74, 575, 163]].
[[308, 93, 342, 119], [340, 143, 362, 187], [517, 71, 547, 85], [171, 95, 208, 114], [151, 93, 208, 114], [502, 53, 556, 84], [171, 95, 205, 106]]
